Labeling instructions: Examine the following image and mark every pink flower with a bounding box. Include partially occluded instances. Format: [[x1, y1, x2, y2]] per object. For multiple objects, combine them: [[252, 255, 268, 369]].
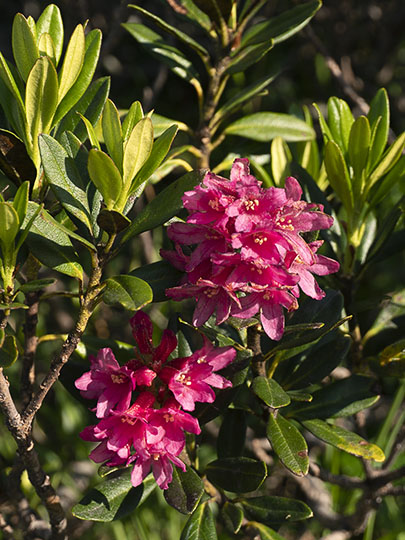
[[163, 159, 339, 341]]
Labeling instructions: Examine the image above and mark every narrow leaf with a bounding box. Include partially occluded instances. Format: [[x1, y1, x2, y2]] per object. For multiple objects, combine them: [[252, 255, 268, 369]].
[[12, 13, 39, 82], [241, 495, 313, 523], [252, 377, 291, 408], [0, 335, 19, 368], [0, 202, 20, 249], [367, 88, 389, 170], [123, 117, 153, 186], [225, 112, 315, 142], [220, 502, 244, 534], [225, 42, 273, 75], [267, 414, 308, 476], [122, 101, 143, 142], [164, 465, 204, 515], [367, 132, 405, 193], [180, 501, 217, 540], [102, 99, 123, 172], [57, 24, 85, 102], [324, 140, 353, 211], [36, 4, 64, 64], [103, 275, 153, 311], [12, 181, 29, 224], [88, 149, 123, 210], [348, 115, 370, 195]]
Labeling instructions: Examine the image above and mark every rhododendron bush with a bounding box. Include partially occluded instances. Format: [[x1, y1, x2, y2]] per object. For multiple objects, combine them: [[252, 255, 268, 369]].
[[0, 2, 404, 540]]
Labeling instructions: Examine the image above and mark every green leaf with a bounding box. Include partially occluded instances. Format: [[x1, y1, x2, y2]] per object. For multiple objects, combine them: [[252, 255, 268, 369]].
[[327, 97, 353, 152], [129, 260, 183, 303], [220, 502, 244, 534], [217, 409, 247, 458], [288, 375, 379, 420], [102, 99, 123, 172], [151, 113, 190, 138], [128, 5, 209, 61], [0, 335, 19, 368], [123, 23, 201, 88], [250, 522, 288, 540], [369, 155, 405, 207], [78, 113, 101, 149], [0, 52, 25, 113], [103, 275, 153, 311], [206, 457, 267, 493], [88, 149, 123, 211], [132, 124, 178, 191], [193, 0, 232, 24], [267, 414, 308, 476], [242, 0, 322, 46], [0, 129, 36, 186], [25, 56, 58, 165], [0, 302, 28, 311], [39, 134, 92, 231], [281, 333, 351, 390], [12, 181, 29, 225], [24, 202, 83, 279], [313, 102, 333, 143], [366, 132, 405, 194], [72, 470, 156, 522], [213, 72, 278, 128], [348, 115, 370, 195], [367, 88, 389, 170], [164, 465, 204, 515], [57, 24, 85, 102], [36, 4, 64, 65], [53, 29, 102, 126], [97, 209, 130, 234], [18, 278, 55, 293], [123, 117, 153, 187], [122, 101, 143, 142], [55, 76, 110, 142], [252, 376, 291, 408], [224, 112, 315, 142], [38, 32, 56, 64], [225, 42, 273, 76], [12, 13, 39, 82], [122, 169, 206, 242], [169, 0, 211, 32], [241, 495, 313, 524], [0, 202, 20, 249], [324, 140, 353, 211], [180, 501, 217, 540], [302, 419, 385, 462]]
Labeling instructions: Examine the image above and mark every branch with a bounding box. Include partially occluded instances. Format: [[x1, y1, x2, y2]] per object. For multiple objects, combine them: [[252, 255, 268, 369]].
[[309, 462, 365, 489], [21, 291, 40, 408]]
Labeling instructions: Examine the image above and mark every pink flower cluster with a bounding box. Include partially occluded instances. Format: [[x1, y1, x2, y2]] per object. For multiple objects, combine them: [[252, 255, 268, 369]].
[[76, 311, 235, 489], [163, 158, 339, 340]]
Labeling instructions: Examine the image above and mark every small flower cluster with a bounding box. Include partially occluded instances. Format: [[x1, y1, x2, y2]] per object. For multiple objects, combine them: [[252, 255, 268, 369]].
[[76, 311, 235, 489], [163, 158, 339, 340]]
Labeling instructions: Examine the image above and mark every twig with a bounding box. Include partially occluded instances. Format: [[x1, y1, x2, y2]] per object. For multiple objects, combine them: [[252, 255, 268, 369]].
[[309, 462, 365, 489], [305, 25, 369, 115]]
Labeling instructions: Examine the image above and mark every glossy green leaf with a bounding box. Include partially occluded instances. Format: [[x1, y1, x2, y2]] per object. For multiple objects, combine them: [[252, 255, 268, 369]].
[[122, 168, 206, 242], [241, 495, 313, 524], [122, 101, 143, 142], [57, 24, 85, 102], [53, 29, 102, 126], [213, 72, 278, 127], [12, 13, 39, 82], [24, 202, 83, 279], [302, 419, 385, 462], [170, 0, 211, 32], [39, 134, 92, 231], [36, 4, 64, 65], [369, 155, 405, 207], [123, 117, 153, 187], [78, 113, 100, 149], [206, 457, 267, 493], [129, 4, 209, 60], [366, 132, 405, 193], [242, 0, 321, 46], [367, 88, 389, 170], [97, 209, 130, 234], [103, 275, 153, 311], [132, 124, 178, 191], [348, 115, 370, 195], [12, 181, 29, 225], [221, 502, 243, 534], [324, 140, 353, 210], [151, 113, 189, 138], [102, 99, 123, 172], [271, 137, 292, 186], [25, 56, 58, 164], [38, 32, 56, 65], [180, 501, 217, 540], [312, 102, 332, 143], [281, 333, 351, 390], [267, 414, 308, 476], [0, 202, 19, 249], [129, 260, 183, 303], [327, 97, 353, 152], [164, 465, 204, 515], [287, 391, 313, 402], [123, 23, 200, 86], [0, 335, 19, 368], [72, 470, 156, 522], [0, 129, 36, 186], [217, 409, 247, 458], [88, 149, 123, 211], [289, 375, 379, 420], [225, 112, 315, 142], [225, 42, 273, 75], [55, 76, 110, 142], [252, 376, 291, 408], [0, 52, 25, 113], [250, 522, 288, 540]]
